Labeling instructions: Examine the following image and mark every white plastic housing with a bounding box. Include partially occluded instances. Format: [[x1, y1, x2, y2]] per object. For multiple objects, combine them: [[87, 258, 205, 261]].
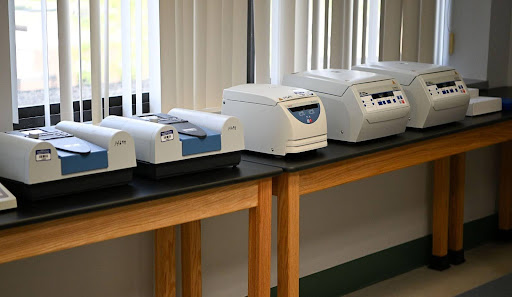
[[168, 108, 245, 154], [0, 122, 136, 185], [100, 109, 244, 164], [354, 61, 470, 128], [222, 84, 328, 156], [0, 182, 17, 211], [283, 69, 410, 142], [466, 97, 502, 116]]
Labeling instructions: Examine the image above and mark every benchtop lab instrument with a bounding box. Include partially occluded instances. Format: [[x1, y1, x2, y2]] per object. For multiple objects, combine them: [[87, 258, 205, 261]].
[[354, 61, 470, 128], [0, 122, 137, 201], [222, 84, 328, 156], [283, 69, 410, 142], [100, 108, 245, 179]]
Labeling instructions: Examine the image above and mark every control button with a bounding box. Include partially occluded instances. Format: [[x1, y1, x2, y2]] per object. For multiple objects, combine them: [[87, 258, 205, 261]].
[[378, 102, 383, 105], [393, 99, 396, 103], [309, 110, 314, 114], [402, 100, 405, 104], [442, 91, 446, 94], [299, 111, 305, 116], [450, 89, 454, 93], [387, 100, 391, 104], [455, 89, 458, 92], [364, 104, 367, 107]]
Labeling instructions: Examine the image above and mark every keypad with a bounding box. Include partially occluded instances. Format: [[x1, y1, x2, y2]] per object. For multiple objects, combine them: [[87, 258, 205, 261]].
[[360, 90, 408, 113], [428, 81, 466, 100]]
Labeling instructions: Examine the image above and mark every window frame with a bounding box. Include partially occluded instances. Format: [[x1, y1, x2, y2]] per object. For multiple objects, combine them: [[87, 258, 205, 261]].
[[13, 93, 150, 130]]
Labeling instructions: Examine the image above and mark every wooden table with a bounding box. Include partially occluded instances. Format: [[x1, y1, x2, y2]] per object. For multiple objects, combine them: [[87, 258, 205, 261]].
[[244, 110, 512, 297], [0, 161, 281, 297]]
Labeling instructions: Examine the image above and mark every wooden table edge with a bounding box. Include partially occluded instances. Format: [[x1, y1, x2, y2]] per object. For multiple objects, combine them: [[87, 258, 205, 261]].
[[0, 179, 261, 265]]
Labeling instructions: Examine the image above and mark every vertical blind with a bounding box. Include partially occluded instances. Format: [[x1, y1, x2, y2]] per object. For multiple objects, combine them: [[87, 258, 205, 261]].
[[256, 0, 438, 85], [5, 0, 248, 129], [154, 0, 247, 113], [3, 0, 440, 130], [380, 0, 436, 63]]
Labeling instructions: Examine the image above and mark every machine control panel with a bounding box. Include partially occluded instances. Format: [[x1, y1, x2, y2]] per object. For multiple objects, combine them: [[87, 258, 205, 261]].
[[9, 128, 73, 141], [7, 128, 92, 155], [355, 86, 408, 113], [137, 114, 207, 139], [426, 80, 466, 100], [287, 101, 321, 124]]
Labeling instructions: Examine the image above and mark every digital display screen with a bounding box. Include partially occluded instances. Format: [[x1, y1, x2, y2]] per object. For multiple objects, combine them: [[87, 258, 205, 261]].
[[371, 91, 394, 99], [436, 81, 456, 88], [288, 103, 319, 113]]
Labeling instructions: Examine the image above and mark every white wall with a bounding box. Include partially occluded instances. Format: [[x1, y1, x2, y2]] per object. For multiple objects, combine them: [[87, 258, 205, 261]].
[[487, 0, 512, 88], [0, 146, 499, 297], [446, 0, 492, 81], [446, 0, 512, 87]]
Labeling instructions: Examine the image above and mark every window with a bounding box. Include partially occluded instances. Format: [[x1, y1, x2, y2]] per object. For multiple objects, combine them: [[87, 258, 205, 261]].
[[11, 0, 152, 128], [3, 0, 440, 131]]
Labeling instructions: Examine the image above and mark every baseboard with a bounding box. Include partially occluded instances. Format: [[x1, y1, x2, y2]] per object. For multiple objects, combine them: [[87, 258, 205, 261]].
[[269, 214, 498, 297]]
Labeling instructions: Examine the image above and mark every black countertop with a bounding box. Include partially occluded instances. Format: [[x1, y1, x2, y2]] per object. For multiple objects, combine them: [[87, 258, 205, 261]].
[[243, 110, 512, 172], [481, 87, 512, 98], [0, 161, 282, 230]]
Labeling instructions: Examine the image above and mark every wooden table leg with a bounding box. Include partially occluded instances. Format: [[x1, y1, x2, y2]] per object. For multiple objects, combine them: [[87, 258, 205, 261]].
[[449, 153, 466, 265], [277, 172, 300, 297], [182, 220, 202, 297], [430, 157, 451, 271], [249, 178, 272, 297], [499, 141, 512, 240], [155, 226, 176, 297]]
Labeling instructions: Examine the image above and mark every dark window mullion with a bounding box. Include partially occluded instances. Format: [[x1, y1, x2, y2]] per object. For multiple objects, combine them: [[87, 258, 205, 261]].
[[14, 93, 150, 130]]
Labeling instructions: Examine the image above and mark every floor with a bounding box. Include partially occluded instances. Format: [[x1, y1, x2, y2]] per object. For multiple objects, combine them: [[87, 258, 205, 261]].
[[345, 241, 512, 297]]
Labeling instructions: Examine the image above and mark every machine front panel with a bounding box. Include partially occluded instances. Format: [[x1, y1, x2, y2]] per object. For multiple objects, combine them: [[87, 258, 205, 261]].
[[423, 72, 467, 102], [353, 82, 408, 113], [138, 113, 207, 139], [7, 127, 110, 175], [286, 101, 321, 124]]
